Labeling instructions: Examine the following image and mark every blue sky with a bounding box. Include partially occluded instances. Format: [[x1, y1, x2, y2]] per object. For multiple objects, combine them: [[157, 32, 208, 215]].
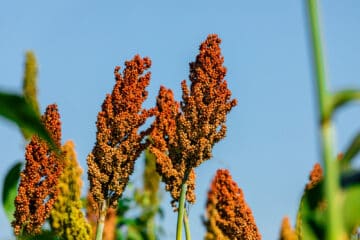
[[1, 1, 360, 239]]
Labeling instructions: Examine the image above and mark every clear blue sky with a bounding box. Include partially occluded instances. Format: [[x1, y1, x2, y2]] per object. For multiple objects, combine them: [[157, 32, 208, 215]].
[[1, 1, 360, 239]]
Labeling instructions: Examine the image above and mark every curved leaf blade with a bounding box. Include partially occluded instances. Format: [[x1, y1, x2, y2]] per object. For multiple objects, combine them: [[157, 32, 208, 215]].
[[2, 161, 22, 222], [0, 91, 57, 149]]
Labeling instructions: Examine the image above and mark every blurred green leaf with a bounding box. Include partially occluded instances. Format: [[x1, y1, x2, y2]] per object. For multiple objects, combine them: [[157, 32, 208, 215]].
[[331, 89, 360, 115], [343, 183, 360, 235], [341, 133, 360, 170], [341, 169, 360, 188], [2, 161, 22, 222], [0, 91, 57, 150], [117, 197, 132, 216], [20, 230, 61, 240], [297, 181, 326, 240], [127, 224, 143, 240]]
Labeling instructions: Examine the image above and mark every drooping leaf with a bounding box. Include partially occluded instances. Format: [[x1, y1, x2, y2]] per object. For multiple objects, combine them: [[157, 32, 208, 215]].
[[0, 91, 57, 150], [2, 161, 22, 222], [331, 89, 360, 116]]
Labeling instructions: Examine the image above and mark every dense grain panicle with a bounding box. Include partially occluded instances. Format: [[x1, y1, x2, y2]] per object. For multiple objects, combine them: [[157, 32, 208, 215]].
[[150, 86, 196, 203], [180, 34, 237, 169], [87, 55, 154, 208], [150, 34, 237, 203], [204, 169, 261, 240], [50, 141, 91, 240], [306, 163, 323, 191], [12, 104, 63, 235]]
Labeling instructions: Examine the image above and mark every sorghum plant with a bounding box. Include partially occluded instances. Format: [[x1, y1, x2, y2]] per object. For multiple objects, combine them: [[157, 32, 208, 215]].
[[87, 55, 154, 239], [296, 1, 360, 239], [50, 141, 91, 240], [150, 34, 237, 239], [203, 169, 261, 240], [12, 104, 63, 236]]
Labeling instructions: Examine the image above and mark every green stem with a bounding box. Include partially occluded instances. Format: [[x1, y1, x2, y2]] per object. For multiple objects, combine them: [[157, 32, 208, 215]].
[[307, 0, 343, 239], [176, 182, 187, 240], [95, 200, 107, 240], [176, 170, 190, 240], [183, 209, 191, 240]]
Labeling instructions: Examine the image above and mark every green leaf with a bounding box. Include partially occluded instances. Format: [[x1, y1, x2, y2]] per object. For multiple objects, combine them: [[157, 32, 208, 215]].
[[297, 181, 326, 240], [331, 89, 360, 115], [343, 183, 360, 235], [20, 230, 61, 240], [127, 225, 143, 240], [340, 169, 360, 188], [2, 161, 22, 222], [0, 91, 57, 150], [341, 133, 360, 170]]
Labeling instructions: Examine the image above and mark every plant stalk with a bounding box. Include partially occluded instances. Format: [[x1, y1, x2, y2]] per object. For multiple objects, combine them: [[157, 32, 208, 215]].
[[176, 182, 187, 240], [176, 170, 190, 240], [183, 209, 191, 240], [95, 200, 108, 240], [307, 0, 343, 239]]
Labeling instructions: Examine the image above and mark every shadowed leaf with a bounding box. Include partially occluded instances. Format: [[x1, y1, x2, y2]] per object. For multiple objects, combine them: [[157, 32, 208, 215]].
[[2, 161, 22, 222], [297, 181, 326, 240]]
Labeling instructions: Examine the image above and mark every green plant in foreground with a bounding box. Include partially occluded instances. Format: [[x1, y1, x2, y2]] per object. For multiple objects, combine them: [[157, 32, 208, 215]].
[[291, 1, 360, 239]]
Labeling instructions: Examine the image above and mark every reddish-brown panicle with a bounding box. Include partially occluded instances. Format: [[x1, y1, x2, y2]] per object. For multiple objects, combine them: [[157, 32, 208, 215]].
[[305, 163, 323, 191], [150, 34, 237, 204], [87, 55, 154, 208], [150, 86, 196, 203], [204, 169, 261, 240], [12, 104, 63, 235]]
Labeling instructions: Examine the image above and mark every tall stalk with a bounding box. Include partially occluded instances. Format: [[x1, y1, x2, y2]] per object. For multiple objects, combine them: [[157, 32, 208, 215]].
[[176, 182, 187, 240], [176, 170, 190, 240], [95, 200, 107, 240], [183, 209, 191, 240], [307, 0, 343, 239]]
